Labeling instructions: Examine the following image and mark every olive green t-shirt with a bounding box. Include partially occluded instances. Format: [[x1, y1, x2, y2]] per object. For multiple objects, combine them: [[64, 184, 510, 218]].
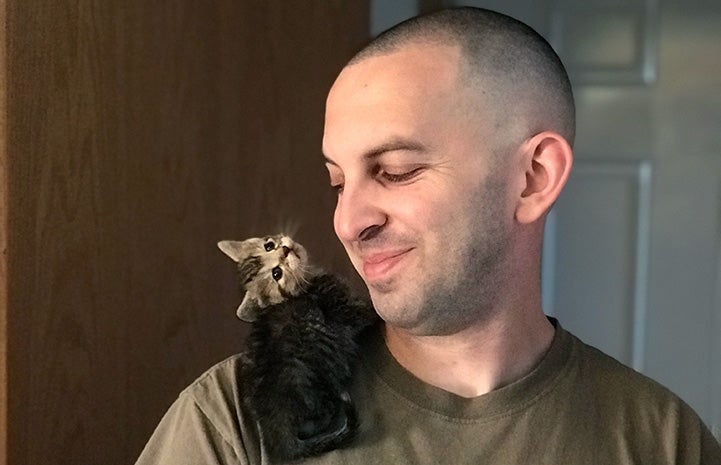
[[136, 322, 721, 464]]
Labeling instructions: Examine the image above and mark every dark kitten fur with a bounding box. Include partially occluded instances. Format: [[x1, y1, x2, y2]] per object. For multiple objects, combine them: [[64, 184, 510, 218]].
[[218, 235, 377, 461]]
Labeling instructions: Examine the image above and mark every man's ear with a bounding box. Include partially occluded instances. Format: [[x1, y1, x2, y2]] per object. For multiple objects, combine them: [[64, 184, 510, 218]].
[[514, 131, 573, 224]]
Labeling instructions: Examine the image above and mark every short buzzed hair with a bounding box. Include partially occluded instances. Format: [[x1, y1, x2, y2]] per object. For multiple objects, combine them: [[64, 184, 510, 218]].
[[350, 7, 575, 147]]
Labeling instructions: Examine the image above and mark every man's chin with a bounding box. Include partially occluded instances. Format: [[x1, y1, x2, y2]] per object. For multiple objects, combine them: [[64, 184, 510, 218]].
[[368, 290, 421, 325], [365, 277, 397, 294]]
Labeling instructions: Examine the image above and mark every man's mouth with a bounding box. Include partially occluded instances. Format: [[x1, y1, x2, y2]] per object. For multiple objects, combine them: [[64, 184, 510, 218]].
[[361, 249, 413, 282]]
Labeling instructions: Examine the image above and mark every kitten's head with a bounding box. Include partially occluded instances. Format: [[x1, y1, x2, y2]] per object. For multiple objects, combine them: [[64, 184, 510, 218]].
[[218, 235, 310, 322]]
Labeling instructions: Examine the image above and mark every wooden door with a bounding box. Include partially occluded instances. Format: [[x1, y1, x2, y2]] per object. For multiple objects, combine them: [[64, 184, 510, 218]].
[[0, 2, 369, 464]]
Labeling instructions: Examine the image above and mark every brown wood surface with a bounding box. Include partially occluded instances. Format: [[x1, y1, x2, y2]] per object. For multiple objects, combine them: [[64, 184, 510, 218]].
[[1, 1, 368, 464], [0, 0, 8, 462]]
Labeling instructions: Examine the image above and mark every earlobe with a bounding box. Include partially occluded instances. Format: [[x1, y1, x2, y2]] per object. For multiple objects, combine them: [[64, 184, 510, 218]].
[[515, 132, 573, 224]]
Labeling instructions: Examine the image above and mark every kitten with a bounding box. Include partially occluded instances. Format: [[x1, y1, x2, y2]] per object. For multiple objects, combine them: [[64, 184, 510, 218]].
[[218, 235, 377, 461]]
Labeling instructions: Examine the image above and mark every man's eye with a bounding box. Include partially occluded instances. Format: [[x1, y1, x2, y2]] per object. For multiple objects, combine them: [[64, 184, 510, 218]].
[[381, 167, 424, 183], [272, 266, 283, 281], [264, 241, 275, 252], [330, 183, 344, 194]]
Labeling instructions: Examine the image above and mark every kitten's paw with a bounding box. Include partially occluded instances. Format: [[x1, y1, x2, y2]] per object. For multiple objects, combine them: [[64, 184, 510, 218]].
[[298, 403, 350, 440], [291, 393, 357, 458]]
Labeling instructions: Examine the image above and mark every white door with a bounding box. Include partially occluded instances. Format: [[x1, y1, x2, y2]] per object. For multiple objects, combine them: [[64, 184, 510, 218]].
[[543, 0, 721, 439]]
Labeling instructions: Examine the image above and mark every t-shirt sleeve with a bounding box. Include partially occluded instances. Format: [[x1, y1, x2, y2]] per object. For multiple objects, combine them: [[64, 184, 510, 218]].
[[134, 355, 260, 465], [698, 425, 721, 464], [679, 401, 721, 464], [135, 391, 246, 465]]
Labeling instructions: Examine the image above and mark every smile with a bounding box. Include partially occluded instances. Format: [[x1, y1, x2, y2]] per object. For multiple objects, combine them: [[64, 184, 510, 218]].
[[361, 249, 413, 282]]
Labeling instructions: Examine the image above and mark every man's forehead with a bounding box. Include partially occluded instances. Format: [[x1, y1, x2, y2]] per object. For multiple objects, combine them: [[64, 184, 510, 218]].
[[329, 42, 464, 98], [322, 42, 491, 162]]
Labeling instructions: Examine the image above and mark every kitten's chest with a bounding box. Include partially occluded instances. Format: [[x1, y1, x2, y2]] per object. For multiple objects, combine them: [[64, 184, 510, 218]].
[[260, 297, 327, 342]]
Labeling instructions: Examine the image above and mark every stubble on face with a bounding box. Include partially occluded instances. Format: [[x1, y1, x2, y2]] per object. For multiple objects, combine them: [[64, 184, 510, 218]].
[[373, 171, 512, 337], [325, 43, 517, 337]]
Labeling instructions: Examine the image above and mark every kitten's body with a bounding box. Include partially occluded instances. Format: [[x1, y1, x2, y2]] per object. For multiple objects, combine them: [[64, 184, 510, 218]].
[[218, 235, 377, 461]]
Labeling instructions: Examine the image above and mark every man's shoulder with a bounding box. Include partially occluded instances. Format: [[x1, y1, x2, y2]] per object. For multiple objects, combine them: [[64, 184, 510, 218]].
[[569, 331, 674, 399], [551, 328, 721, 462], [177, 353, 264, 457], [180, 353, 248, 403], [563, 329, 705, 433]]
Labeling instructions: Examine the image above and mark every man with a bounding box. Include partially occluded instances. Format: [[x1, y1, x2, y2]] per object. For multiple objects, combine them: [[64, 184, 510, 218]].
[[137, 7, 721, 464]]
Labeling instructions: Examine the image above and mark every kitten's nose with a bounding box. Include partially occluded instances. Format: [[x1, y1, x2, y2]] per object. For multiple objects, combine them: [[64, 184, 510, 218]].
[[282, 245, 291, 257]]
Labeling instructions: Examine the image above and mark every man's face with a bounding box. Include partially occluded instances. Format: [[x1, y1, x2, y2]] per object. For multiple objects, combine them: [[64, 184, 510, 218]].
[[322, 44, 516, 336]]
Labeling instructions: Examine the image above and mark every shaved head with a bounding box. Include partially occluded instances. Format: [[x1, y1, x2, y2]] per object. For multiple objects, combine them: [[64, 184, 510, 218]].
[[349, 7, 575, 149]]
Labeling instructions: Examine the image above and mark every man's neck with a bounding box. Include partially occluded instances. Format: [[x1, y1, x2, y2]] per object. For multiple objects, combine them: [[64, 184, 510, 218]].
[[383, 308, 555, 398]]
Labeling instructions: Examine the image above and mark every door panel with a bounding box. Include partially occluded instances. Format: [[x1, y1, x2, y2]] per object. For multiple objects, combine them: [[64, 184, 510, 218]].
[[545, 160, 652, 372], [551, 2, 721, 437]]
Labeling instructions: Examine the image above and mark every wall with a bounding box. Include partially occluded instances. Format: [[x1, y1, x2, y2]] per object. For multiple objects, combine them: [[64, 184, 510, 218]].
[[0, 2, 369, 464]]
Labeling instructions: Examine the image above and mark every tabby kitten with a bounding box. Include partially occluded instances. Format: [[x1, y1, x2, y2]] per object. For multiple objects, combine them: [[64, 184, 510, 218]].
[[218, 235, 377, 461]]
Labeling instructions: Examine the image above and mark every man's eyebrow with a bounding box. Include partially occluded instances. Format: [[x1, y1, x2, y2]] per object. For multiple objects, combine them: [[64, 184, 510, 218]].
[[323, 137, 428, 166]]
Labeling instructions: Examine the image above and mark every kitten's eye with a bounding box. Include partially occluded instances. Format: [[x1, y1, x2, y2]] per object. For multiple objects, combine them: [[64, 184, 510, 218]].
[[264, 241, 275, 252], [272, 266, 283, 281]]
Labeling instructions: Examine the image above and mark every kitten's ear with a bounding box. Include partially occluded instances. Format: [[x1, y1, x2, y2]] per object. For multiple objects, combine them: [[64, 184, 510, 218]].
[[237, 293, 261, 322], [217, 240, 248, 263]]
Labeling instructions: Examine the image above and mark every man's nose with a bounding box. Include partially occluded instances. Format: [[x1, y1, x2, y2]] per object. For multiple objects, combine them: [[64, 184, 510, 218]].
[[334, 181, 386, 244]]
